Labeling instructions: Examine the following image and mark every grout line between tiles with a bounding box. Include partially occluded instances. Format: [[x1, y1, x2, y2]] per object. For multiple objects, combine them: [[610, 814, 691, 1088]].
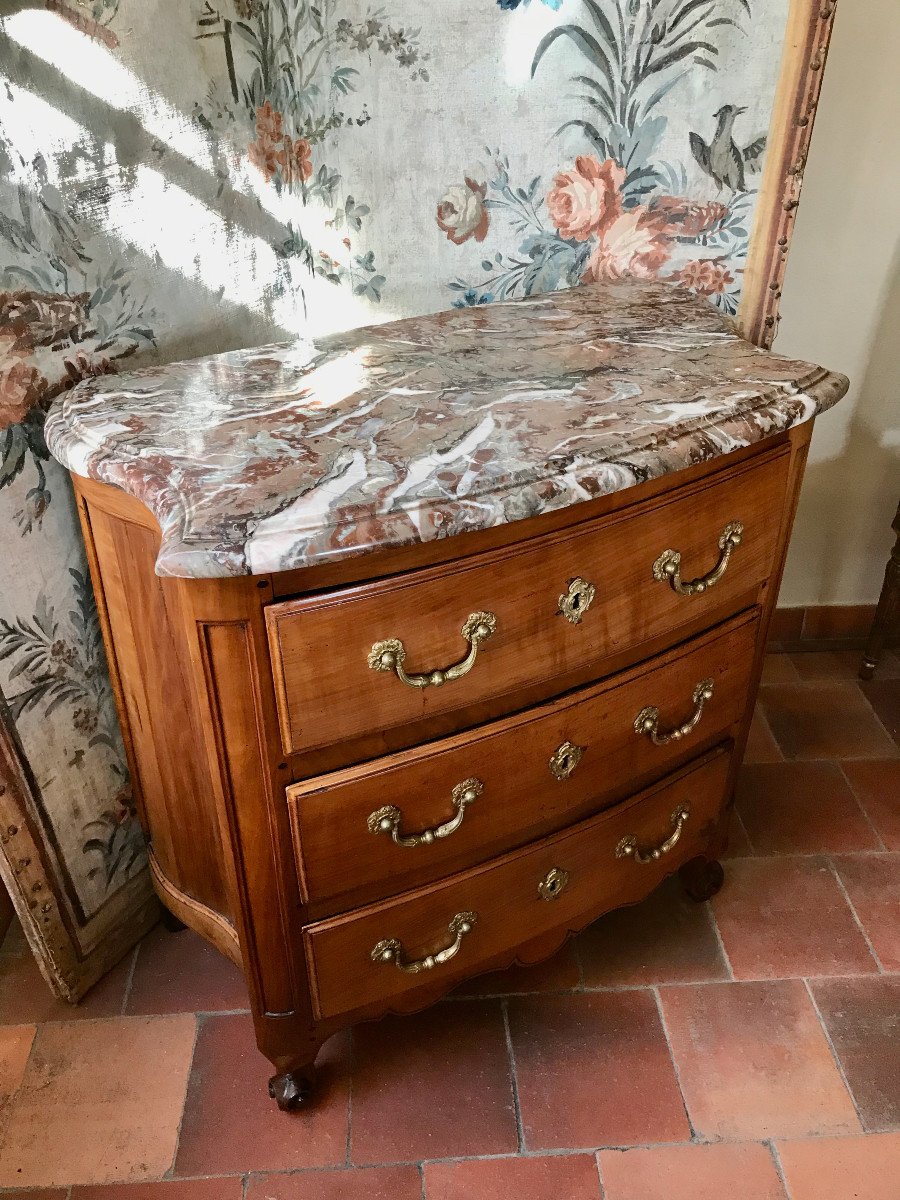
[[119, 942, 140, 1015], [500, 999, 525, 1155], [651, 985, 695, 1141], [825, 857, 885, 973], [593, 1148, 606, 1198], [346, 1025, 355, 1167], [766, 1138, 793, 1200], [418, 1160, 426, 1200], [835, 762, 889, 852], [706, 904, 735, 982], [163, 1011, 202, 1180], [802, 977, 867, 1133]]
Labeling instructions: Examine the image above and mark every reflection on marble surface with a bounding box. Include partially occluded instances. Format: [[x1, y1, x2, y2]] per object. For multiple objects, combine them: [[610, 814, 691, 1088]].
[[45, 281, 848, 579]]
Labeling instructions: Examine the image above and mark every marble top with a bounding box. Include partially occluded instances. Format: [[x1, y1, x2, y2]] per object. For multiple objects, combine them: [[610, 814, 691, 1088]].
[[45, 281, 848, 579]]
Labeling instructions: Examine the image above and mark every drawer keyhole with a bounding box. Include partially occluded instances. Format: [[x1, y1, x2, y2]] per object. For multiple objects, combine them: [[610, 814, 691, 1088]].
[[538, 867, 570, 901]]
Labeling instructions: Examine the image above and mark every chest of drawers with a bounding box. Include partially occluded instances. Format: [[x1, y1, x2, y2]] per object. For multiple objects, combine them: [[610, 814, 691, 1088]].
[[47, 281, 847, 1109]]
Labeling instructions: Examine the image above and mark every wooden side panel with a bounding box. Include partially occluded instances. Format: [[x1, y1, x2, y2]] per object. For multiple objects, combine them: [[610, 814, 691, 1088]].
[[75, 485, 233, 927]]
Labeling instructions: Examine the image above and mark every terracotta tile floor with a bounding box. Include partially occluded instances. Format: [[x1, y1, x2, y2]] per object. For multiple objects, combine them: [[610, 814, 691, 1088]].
[[0, 651, 896, 1196]]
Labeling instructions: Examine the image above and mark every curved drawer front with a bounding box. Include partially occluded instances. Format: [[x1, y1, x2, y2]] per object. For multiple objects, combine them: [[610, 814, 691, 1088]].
[[289, 612, 758, 909], [267, 448, 788, 756], [303, 750, 731, 1020]]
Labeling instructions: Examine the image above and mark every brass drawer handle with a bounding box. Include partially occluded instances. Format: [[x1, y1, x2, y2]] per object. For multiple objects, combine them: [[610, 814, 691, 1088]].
[[615, 804, 691, 864], [368, 778, 483, 848], [548, 741, 584, 780], [652, 521, 744, 596], [368, 612, 497, 689], [634, 679, 715, 746], [371, 911, 477, 974], [558, 577, 596, 624]]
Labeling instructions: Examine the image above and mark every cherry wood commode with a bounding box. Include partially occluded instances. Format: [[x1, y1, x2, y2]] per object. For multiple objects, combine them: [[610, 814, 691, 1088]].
[[73, 424, 812, 1109]]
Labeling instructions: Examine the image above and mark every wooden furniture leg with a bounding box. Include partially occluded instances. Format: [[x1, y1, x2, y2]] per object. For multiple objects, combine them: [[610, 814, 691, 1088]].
[[860, 501, 900, 679]]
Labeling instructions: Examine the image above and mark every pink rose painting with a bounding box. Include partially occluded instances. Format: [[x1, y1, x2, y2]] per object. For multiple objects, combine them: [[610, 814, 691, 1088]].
[[546, 156, 625, 242], [584, 207, 673, 282]]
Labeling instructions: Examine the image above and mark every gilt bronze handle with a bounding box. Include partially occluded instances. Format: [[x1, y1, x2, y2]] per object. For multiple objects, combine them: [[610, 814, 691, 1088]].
[[370, 911, 477, 974], [367, 779, 483, 848], [368, 612, 497, 689], [634, 679, 715, 746], [615, 805, 691, 865], [652, 521, 743, 596]]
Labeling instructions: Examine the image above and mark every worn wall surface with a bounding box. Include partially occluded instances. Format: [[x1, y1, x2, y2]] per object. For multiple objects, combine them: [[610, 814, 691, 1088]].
[[0, 0, 795, 987], [776, 0, 900, 608]]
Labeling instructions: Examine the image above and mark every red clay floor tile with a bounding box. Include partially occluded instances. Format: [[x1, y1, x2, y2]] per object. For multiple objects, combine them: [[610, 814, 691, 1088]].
[[789, 649, 897, 683], [125, 925, 249, 1015], [350, 1000, 517, 1164], [452, 939, 580, 996], [761, 654, 800, 686], [831, 853, 900, 971], [175, 1015, 350, 1176], [577, 874, 729, 987], [658, 979, 860, 1140], [0, 1024, 35, 1103], [721, 809, 754, 858], [74, 1182, 244, 1199], [734, 762, 880, 854], [711, 856, 877, 979], [810, 976, 900, 1131], [742, 708, 783, 764], [0, 1191, 67, 1199], [424, 1153, 602, 1199], [759, 682, 897, 760], [246, 1166, 423, 1200], [860, 678, 900, 744], [841, 760, 900, 849], [599, 1141, 787, 1200], [507, 990, 689, 1150], [776, 1132, 900, 1200], [0, 1015, 197, 1188], [0, 923, 132, 1024]]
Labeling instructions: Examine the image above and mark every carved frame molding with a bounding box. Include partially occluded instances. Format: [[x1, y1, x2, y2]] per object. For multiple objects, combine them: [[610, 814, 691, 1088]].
[[738, 0, 840, 348]]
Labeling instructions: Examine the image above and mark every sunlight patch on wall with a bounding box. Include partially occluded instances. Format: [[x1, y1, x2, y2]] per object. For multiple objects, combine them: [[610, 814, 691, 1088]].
[[502, 2, 563, 87], [4, 8, 215, 173]]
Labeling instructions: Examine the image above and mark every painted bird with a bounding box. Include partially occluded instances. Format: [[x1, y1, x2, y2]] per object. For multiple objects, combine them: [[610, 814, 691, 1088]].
[[689, 105, 766, 193]]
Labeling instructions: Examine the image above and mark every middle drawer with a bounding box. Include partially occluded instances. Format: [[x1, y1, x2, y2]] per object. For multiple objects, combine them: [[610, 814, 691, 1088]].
[[288, 610, 758, 912]]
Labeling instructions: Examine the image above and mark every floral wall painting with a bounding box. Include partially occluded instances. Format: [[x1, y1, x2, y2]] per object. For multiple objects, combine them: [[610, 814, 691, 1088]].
[[0, 0, 834, 996]]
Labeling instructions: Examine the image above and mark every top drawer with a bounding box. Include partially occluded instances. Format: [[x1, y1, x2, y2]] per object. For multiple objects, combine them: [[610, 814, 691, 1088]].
[[267, 448, 789, 756]]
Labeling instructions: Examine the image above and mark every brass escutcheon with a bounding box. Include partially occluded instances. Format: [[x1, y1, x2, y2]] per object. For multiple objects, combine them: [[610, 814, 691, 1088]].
[[538, 867, 570, 901], [548, 741, 585, 781], [558, 577, 596, 625]]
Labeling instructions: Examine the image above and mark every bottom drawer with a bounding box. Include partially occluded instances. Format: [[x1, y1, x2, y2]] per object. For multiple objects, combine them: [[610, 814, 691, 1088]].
[[304, 749, 731, 1019]]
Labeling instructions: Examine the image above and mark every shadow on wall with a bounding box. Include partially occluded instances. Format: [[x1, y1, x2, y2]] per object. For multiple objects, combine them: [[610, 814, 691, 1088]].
[[788, 240, 900, 604]]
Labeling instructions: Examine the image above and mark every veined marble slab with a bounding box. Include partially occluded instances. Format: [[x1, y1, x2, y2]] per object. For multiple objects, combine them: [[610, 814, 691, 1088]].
[[45, 281, 848, 579]]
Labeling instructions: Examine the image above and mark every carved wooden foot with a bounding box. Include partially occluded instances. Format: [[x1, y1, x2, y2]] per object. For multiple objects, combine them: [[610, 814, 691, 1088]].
[[160, 907, 187, 932], [268, 1063, 317, 1111], [680, 856, 725, 903]]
